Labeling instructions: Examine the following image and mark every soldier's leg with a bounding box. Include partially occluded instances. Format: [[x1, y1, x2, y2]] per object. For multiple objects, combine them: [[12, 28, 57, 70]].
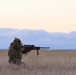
[[8, 56, 13, 63], [13, 59, 16, 64], [8, 54, 17, 64], [15, 54, 22, 65]]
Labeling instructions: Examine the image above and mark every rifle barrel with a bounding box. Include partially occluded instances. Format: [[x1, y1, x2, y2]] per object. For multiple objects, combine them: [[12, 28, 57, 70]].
[[39, 47, 49, 49], [40, 47, 49, 49]]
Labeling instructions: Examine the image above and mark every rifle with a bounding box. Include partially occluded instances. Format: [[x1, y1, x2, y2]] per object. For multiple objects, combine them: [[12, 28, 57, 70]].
[[21, 45, 49, 56]]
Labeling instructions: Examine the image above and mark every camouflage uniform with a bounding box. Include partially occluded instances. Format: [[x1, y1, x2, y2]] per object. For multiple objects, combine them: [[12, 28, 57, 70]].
[[8, 38, 22, 65]]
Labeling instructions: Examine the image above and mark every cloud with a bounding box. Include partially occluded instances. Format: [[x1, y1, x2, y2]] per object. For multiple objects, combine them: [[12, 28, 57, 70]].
[[0, 28, 76, 50]]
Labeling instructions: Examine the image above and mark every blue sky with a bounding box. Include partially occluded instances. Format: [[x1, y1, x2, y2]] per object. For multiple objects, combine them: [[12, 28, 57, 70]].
[[0, 28, 76, 49]]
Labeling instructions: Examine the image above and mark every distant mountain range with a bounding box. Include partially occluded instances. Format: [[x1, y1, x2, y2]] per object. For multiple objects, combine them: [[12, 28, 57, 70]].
[[0, 28, 76, 50]]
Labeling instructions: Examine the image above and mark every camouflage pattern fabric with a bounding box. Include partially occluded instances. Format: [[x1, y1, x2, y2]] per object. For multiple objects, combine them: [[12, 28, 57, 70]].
[[8, 38, 22, 65]]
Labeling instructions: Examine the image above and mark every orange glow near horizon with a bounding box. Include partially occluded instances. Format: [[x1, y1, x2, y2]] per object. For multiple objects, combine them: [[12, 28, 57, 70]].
[[0, 19, 76, 33]]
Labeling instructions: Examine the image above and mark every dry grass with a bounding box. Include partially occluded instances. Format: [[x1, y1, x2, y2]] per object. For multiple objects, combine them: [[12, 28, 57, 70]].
[[0, 50, 76, 75]]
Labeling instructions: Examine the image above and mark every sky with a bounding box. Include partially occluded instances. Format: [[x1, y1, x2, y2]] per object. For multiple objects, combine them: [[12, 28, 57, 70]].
[[0, 0, 76, 33]]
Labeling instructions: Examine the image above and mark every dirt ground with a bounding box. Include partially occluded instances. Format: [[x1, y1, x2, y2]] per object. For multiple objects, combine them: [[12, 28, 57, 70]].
[[0, 50, 76, 75]]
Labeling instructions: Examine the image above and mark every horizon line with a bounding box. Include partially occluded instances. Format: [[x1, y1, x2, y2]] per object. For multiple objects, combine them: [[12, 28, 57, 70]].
[[0, 27, 76, 34]]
